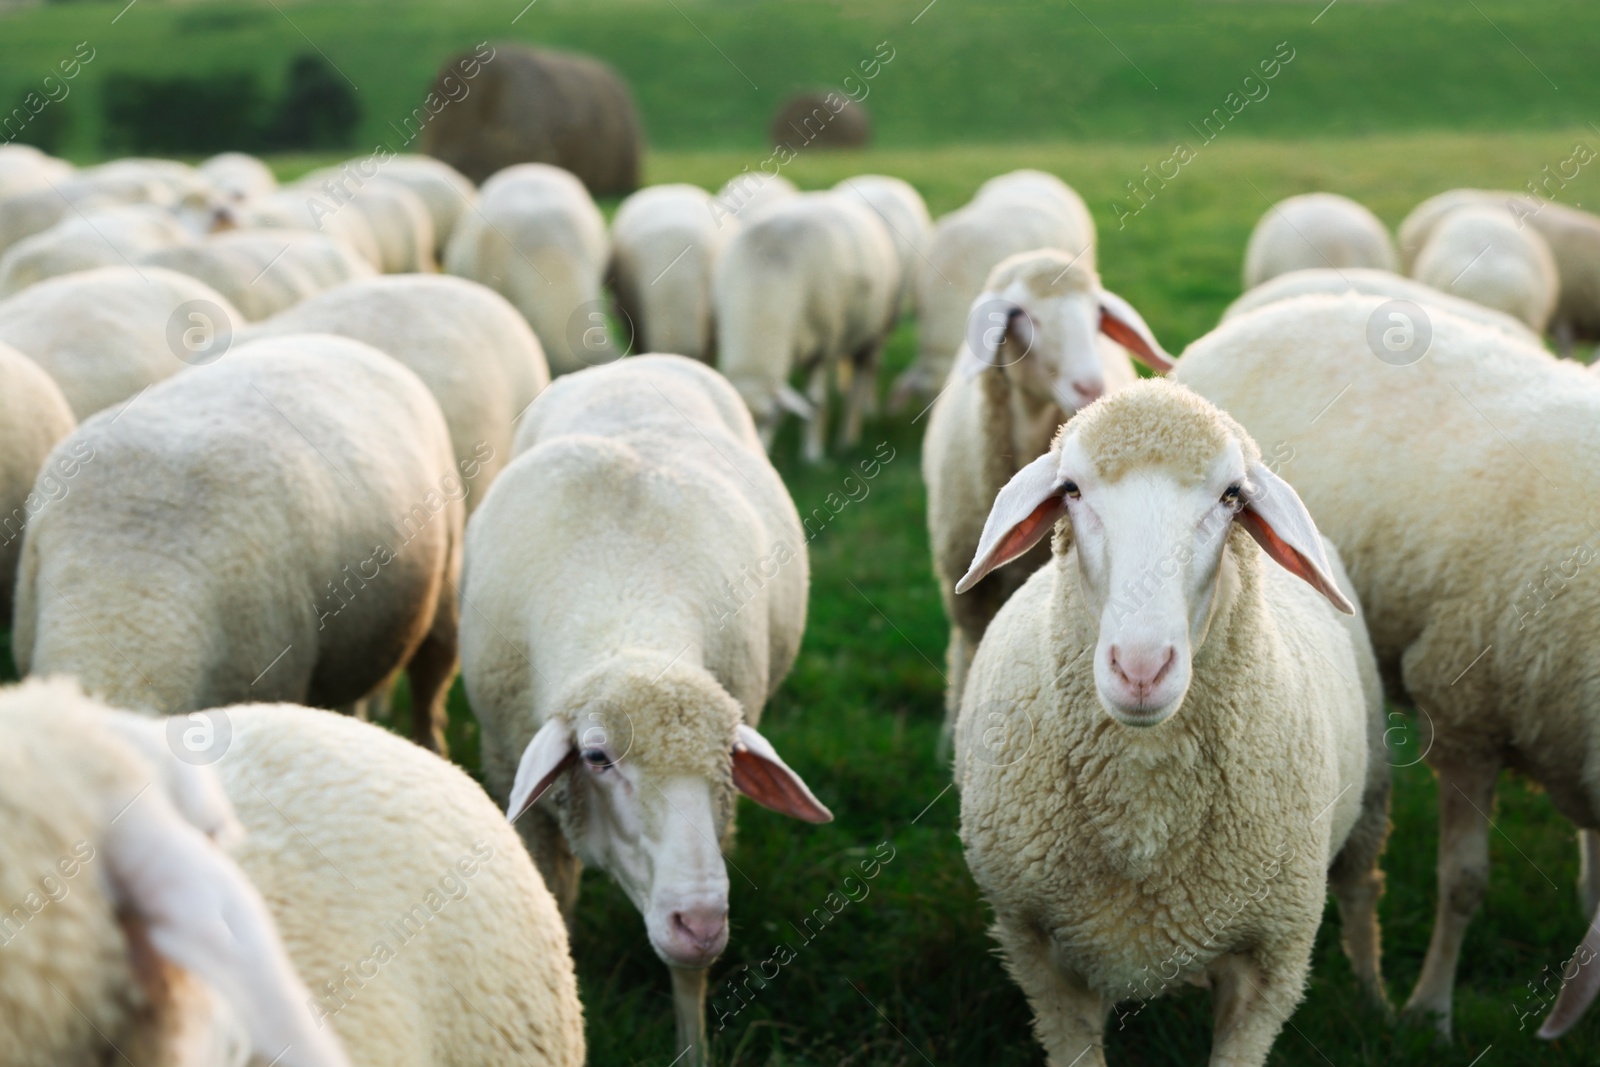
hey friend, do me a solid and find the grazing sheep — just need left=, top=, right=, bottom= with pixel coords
left=832, top=173, right=932, bottom=317
left=1411, top=206, right=1559, bottom=333
left=230, top=189, right=385, bottom=272
left=713, top=172, right=798, bottom=227
left=0, top=265, right=243, bottom=419
left=0, top=205, right=193, bottom=297
left=1173, top=293, right=1600, bottom=1039
left=142, top=229, right=376, bottom=322
left=243, top=274, right=550, bottom=502
left=1222, top=266, right=1541, bottom=344
left=0, top=144, right=71, bottom=202
left=0, top=161, right=208, bottom=257
left=462, top=355, right=829, bottom=1067
left=956, top=379, right=1389, bottom=1067
left=199, top=151, right=278, bottom=204
left=213, top=702, right=586, bottom=1067
left=0, top=678, right=352, bottom=1067
left=13, top=334, right=463, bottom=753
left=924, top=249, right=1172, bottom=744
left=894, top=170, right=1096, bottom=408
left=444, top=163, right=613, bottom=375
left=1242, top=192, right=1398, bottom=290
left=714, top=192, right=899, bottom=461
left=0, top=343, right=75, bottom=620
left=610, top=183, right=735, bottom=361
left=376, top=155, right=478, bottom=255
left=290, top=174, right=437, bottom=274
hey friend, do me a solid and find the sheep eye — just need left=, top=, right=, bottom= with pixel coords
left=1062, top=481, right=1081, bottom=499
left=581, top=748, right=611, bottom=769
left=1222, top=484, right=1242, bottom=505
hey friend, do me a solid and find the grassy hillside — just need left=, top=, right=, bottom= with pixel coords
left=2, top=0, right=1598, bottom=159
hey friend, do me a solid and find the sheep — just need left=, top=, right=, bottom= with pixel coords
left=712, top=171, right=798, bottom=227
left=0, top=265, right=244, bottom=419
left=12, top=333, right=463, bottom=753
left=713, top=191, right=899, bottom=461
left=444, top=163, right=613, bottom=375
left=142, top=229, right=377, bottom=322
left=374, top=155, right=478, bottom=256
left=242, top=274, right=551, bottom=503
left=0, top=143, right=72, bottom=202
left=229, top=190, right=385, bottom=272
left=289, top=174, right=437, bottom=274
left=955, top=378, right=1390, bottom=1067
left=0, top=678, right=352, bottom=1067
left=923, top=249, right=1172, bottom=746
left=609, top=183, right=736, bottom=361
left=894, top=170, right=1096, bottom=409
left=0, top=205, right=194, bottom=297
left=1171, top=292, right=1600, bottom=1039
left=1221, top=266, right=1541, bottom=344
left=831, top=174, right=932, bottom=317
left=1241, top=192, right=1398, bottom=290
left=0, top=342, right=75, bottom=620
left=1410, top=205, right=1560, bottom=333
left=199, top=151, right=278, bottom=204
left=461, top=354, right=830, bottom=1067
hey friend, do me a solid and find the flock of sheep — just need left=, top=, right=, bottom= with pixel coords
left=1, top=131, right=1600, bottom=1067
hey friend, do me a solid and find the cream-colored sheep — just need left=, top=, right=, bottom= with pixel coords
left=924, top=249, right=1172, bottom=743
left=1241, top=192, right=1398, bottom=290
left=0, top=678, right=351, bottom=1067
left=0, top=342, right=75, bottom=619
left=956, top=379, right=1389, bottom=1067
left=243, top=274, right=550, bottom=502
left=444, top=163, right=612, bottom=374
left=229, top=190, right=384, bottom=272
left=462, top=354, right=829, bottom=1067
left=610, top=183, right=735, bottom=361
left=713, top=191, right=899, bottom=461
left=142, top=229, right=376, bottom=322
left=1411, top=206, right=1559, bottom=332
left=1173, top=293, right=1600, bottom=1039
left=13, top=334, right=462, bottom=752
left=0, top=265, right=244, bottom=419
left=289, top=175, right=436, bottom=274
left=0, top=144, right=71, bottom=202
left=0, top=205, right=193, bottom=296
left=832, top=174, right=932, bottom=317
left=375, top=155, right=477, bottom=255
left=712, top=172, right=798, bottom=227
left=0, top=159, right=218, bottom=258
left=895, top=170, right=1096, bottom=408
left=1222, top=266, right=1541, bottom=344
left=199, top=151, right=278, bottom=204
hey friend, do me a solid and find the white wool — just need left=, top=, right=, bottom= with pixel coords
left=832, top=174, right=932, bottom=317
left=198, top=152, right=278, bottom=204
left=0, top=341, right=74, bottom=617
left=1241, top=192, right=1397, bottom=290
left=142, top=228, right=376, bottom=321
left=1411, top=206, right=1559, bottom=332
left=0, top=205, right=193, bottom=296
left=610, top=183, right=736, bottom=361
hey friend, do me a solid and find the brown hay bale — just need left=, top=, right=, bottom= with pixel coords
left=421, top=44, right=642, bottom=196
left=769, top=92, right=871, bottom=152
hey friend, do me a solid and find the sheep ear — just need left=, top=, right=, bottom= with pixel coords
left=1537, top=909, right=1600, bottom=1039
left=105, top=788, right=352, bottom=1067
left=1237, top=462, right=1355, bottom=614
left=1098, top=289, right=1174, bottom=373
left=775, top=383, right=817, bottom=419
left=732, top=723, right=832, bottom=823
left=507, top=719, right=576, bottom=823
left=955, top=450, right=1067, bottom=594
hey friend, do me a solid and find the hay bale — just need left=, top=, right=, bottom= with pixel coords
left=769, top=92, right=871, bottom=152
left=421, top=43, right=641, bottom=196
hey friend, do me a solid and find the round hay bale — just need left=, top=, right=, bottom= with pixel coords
left=769, top=91, right=871, bottom=152
left=421, top=43, right=641, bottom=196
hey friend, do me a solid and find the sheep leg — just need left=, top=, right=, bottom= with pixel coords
left=1402, top=758, right=1498, bottom=1037
left=1328, top=761, right=1392, bottom=1010
left=670, top=965, right=709, bottom=1067
left=1554, top=317, right=1577, bottom=357
left=838, top=342, right=882, bottom=450
left=993, top=921, right=1108, bottom=1066
left=936, top=625, right=974, bottom=764
left=1207, top=952, right=1298, bottom=1067
left=404, top=626, right=457, bottom=756
left=801, top=363, right=830, bottom=464
left=1578, top=829, right=1600, bottom=917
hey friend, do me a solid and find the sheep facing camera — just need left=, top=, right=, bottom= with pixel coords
left=165, top=299, right=233, bottom=366
left=1365, top=299, right=1432, bottom=366
left=164, top=709, right=233, bottom=765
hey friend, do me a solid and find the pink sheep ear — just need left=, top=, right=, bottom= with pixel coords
left=955, top=450, right=1068, bottom=593
left=1098, top=289, right=1174, bottom=373
left=1236, top=462, right=1355, bottom=614
left=105, top=784, right=352, bottom=1067
left=732, top=724, right=832, bottom=823
left=507, top=719, right=576, bottom=823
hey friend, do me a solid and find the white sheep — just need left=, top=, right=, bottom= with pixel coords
left=713, top=191, right=899, bottom=461
left=0, top=265, right=244, bottom=419
left=444, top=163, right=613, bottom=375
left=461, top=354, right=830, bottom=1067
left=0, top=143, right=72, bottom=202
left=832, top=174, right=932, bottom=317
left=199, top=151, right=278, bottom=204
left=230, top=190, right=385, bottom=272
left=13, top=334, right=463, bottom=753
left=376, top=155, right=478, bottom=256
left=956, top=379, right=1390, bottom=1067
left=1241, top=192, right=1398, bottom=290
left=1411, top=205, right=1559, bottom=333
left=895, top=170, right=1096, bottom=408
left=142, top=228, right=377, bottom=322
left=0, top=678, right=352, bottom=1067
left=1222, top=266, right=1541, bottom=344
left=712, top=171, right=798, bottom=227
left=0, top=342, right=75, bottom=619
left=0, top=204, right=194, bottom=297
left=610, top=183, right=735, bottom=361
left=243, top=273, right=551, bottom=503
left=289, top=174, right=437, bottom=274
left=924, top=249, right=1172, bottom=744
left=1173, top=292, right=1600, bottom=1039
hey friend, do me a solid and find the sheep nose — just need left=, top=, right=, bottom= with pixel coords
left=1072, top=380, right=1104, bottom=404
left=1109, top=645, right=1176, bottom=697
left=669, top=906, right=729, bottom=959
